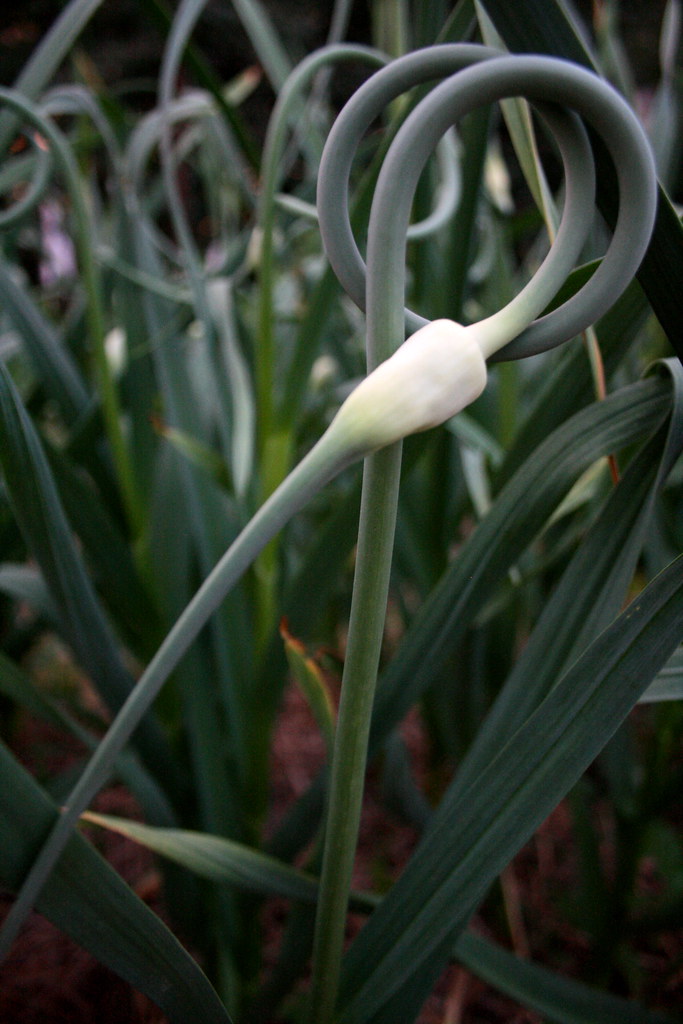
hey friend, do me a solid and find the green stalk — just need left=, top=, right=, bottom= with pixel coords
left=142, top=0, right=261, bottom=170
left=255, top=43, right=385, bottom=456
left=156, top=5, right=260, bottom=913
left=308, top=46, right=657, bottom=1021
left=308, top=55, right=411, bottom=1013
left=372, top=0, right=410, bottom=57
left=252, top=44, right=385, bottom=650
left=0, top=88, right=143, bottom=537
left=0, top=0, right=106, bottom=153
left=2, top=42, right=658, bottom=1000
left=308, top=444, right=402, bottom=1021
left=0, top=426, right=349, bottom=961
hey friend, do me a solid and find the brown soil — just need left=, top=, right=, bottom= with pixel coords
left=1, top=682, right=681, bottom=1023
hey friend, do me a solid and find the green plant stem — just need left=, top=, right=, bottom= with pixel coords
left=308, top=444, right=402, bottom=1022
left=307, top=47, right=648, bottom=1019
left=0, top=88, right=143, bottom=537
left=317, top=48, right=656, bottom=360
left=255, top=43, right=385, bottom=456
left=0, top=427, right=349, bottom=962
left=0, top=0, right=106, bottom=153
left=142, top=0, right=261, bottom=170
left=308, top=49, right=412, bottom=1009
left=158, top=0, right=234, bottom=462
left=252, top=44, right=385, bottom=651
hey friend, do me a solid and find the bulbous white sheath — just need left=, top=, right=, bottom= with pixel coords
left=330, top=319, right=487, bottom=457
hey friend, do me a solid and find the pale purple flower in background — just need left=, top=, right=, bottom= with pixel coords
left=39, top=201, right=76, bottom=287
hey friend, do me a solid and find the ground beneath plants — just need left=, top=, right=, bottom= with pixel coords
left=1, top=670, right=681, bottom=1023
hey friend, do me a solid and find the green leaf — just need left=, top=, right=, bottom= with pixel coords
left=0, top=364, right=126, bottom=710
left=280, top=620, right=336, bottom=756
left=0, top=257, right=90, bottom=422
left=332, top=362, right=683, bottom=1021
left=84, top=807, right=677, bottom=1024
left=82, top=811, right=322, bottom=904
left=0, top=0, right=106, bottom=152
left=228, top=0, right=294, bottom=93
left=125, top=214, right=254, bottom=842
left=640, top=644, right=683, bottom=702
left=0, top=650, right=177, bottom=827
left=0, top=650, right=80, bottom=733
left=0, top=360, right=173, bottom=783
left=496, top=277, right=649, bottom=486
left=0, top=562, right=57, bottom=621
left=455, top=931, right=676, bottom=1024
left=446, top=408, right=504, bottom=465
left=476, top=1, right=558, bottom=232
left=137, top=0, right=260, bottom=170
left=46, top=446, right=161, bottom=658
left=450, top=359, right=683, bottom=796
left=269, top=376, right=672, bottom=863
left=154, top=419, right=232, bottom=491
left=338, top=554, right=683, bottom=1022
left=0, top=741, right=231, bottom=1024
left=368, top=377, right=672, bottom=755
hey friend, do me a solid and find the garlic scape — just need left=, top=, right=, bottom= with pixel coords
left=8, top=44, right=658, bottom=981
left=309, top=45, right=658, bottom=1023
left=329, top=319, right=487, bottom=459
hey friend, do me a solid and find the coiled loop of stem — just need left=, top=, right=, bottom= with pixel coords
left=317, top=44, right=658, bottom=362
left=308, top=46, right=657, bottom=1024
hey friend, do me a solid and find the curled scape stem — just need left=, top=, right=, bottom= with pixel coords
left=1, top=43, right=658, bottom=1017
left=310, top=44, right=657, bottom=1023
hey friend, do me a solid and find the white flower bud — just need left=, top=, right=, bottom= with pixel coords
left=329, top=319, right=487, bottom=458
left=105, top=326, right=127, bottom=377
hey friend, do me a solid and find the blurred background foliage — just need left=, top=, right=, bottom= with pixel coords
left=0, top=1, right=681, bottom=1022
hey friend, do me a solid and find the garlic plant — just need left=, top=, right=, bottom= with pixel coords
left=309, top=45, right=657, bottom=1021
left=1, top=33, right=664, bottom=1024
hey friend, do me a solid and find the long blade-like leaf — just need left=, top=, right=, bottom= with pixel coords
left=338, top=555, right=683, bottom=1022
left=269, top=376, right=672, bottom=862
left=368, top=377, right=672, bottom=755
left=455, top=931, right=676, bottom=1024
left=450, top=359, right=683, bottom=797
left=641, top=644, right=683, bottom=702
left=82, top=812, right=321, bottom=904
left=80, top=812, right=677, bottom=1024
left=0, top=258, right=90, bottom=421
left=0, top=361, right=174, bottom=782
left=0, top=0, right=106, bottom=152
left=0, top=741, right=231, bottom=1023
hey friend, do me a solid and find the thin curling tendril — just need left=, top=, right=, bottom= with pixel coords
left=317, top=44, right=658, bottom=364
